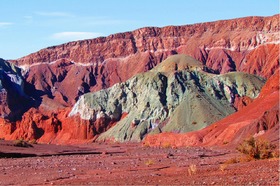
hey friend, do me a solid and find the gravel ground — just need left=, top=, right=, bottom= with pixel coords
left=0, top=141, right=278, bottom=185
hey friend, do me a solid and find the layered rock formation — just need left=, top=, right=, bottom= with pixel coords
left=0, top=14, right=278, bottom=145
left=13, top=14, right=279, bottom=68
left=69, top=55, right=265, bottom=142
left=0, top=55, right=266, bottom=143
left=0, top=59, right=32, bottom=121
left=2, top=107, right=93, bottom=144
left=10, top=14, right=279, bottom=106
left=144, top=70, right=279, bottom=147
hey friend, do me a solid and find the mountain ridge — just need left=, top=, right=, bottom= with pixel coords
left=10, top=14, right=279, bottom=64
left=0, top=14, right=278, bottom=145
left=69, top=54, right=265, bottom=142
left=6, top=14, right=278, bottom=106
left=144, top=70, right=279, bottom=147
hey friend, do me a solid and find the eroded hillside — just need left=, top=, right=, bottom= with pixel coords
left=0, top=14, right=278, bottom=145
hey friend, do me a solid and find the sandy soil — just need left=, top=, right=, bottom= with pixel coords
left=0, top=140, right=278, bottom=185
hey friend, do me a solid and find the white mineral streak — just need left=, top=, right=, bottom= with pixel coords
left=69, top=96, right=94, bottom=120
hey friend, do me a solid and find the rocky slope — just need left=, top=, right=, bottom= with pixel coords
left=13, top=14, right=279, bottom=68
left=0, top=55, right=266, bottom=143
left=144, top=70, right=279, bottom=147
left=69, top=55, right=265, bottom=142
left=0, top=14, right=278, bottom=145
left=10, top=14, right=279, bottom=106
left=0, top=59, right=33, bottom=121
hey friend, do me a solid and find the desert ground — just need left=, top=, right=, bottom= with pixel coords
left=0, top=140, right=278, bottom=185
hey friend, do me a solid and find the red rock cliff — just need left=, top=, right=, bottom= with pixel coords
left=13, top=14, right=279, bottom=70
left=1, top=15, right=278, bottom=144
left=10, top=15, right=279, bottom=106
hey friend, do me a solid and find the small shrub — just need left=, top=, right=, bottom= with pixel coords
left=145, top=159, right=154, bottom=166
left=14, top=140, right=33, bottom=148
left=224, top=157, right=239, bottom=164
left=238, top=155, right=254, bottom=163
left=223, top=155, right=254, bottom=166
left=29, top=139, right=37, bottom=144
left=219, top=164, right=228, bottom=172
left=188, top=164, right=197, bottom=175
left=236, top=136, right=277, bottom=159
left=271, top=150, right=280, bottom=158
left=220, top=157, right=238, bottom=172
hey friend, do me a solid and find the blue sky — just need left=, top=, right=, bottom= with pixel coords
left=0, top=0, right=279, bottom=59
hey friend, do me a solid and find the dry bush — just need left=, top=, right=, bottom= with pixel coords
left=29, top=139, right=37, bottom=144
left=271, top=150, right=279, bottom=158
left=236, top=136, right=277, bottom=159
left=219, top=164, right=228, bottom=172
left=220, top=157, right=240, bottom=172
left=145, top=159, right=154, bottom=166
left=224, top=157, right=239, bottom=164
left=238, top=155, right=254, bottom=162
left=188, top=164, right=197, bottom=175
left=14, top=140, right=33, bottom=148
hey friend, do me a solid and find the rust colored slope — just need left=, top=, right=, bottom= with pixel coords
left=144, top=70, right=279, bottom=147
left=241, top=44, right=279, bottom=78
left=10, top=15, right=279, bottom=107
left=11, top=15, right=279, bottom=66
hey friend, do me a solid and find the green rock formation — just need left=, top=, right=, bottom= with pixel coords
left=69, top=54, right=265, bottom=142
